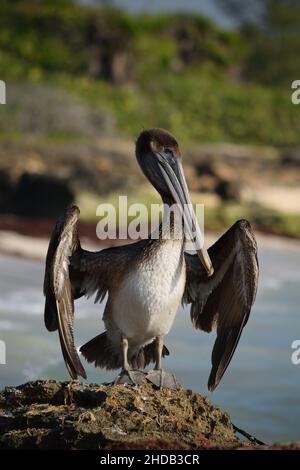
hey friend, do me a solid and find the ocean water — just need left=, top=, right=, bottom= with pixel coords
left=0, top=237, right=299, bottom=444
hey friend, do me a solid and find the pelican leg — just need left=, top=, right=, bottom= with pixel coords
left=146, top=335, right=178, bottom=391
left=113, top=336, right=145, bottom=386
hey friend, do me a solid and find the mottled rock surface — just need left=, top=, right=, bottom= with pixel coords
left=0, top=379, right=242, bottom=450
left=1, top=380, right=299, bottom=450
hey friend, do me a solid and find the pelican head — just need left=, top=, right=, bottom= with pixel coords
left=136, top=128, right=214, bottom=276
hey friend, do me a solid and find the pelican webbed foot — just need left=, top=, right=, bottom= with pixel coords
left=146, top=369, right=178, bottom=391
left=113, top=368, right=146, bottom=387
left=112, top=336, right=146, bottom=386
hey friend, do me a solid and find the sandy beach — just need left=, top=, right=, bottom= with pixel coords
left=1, top=225, right=300, bottom=262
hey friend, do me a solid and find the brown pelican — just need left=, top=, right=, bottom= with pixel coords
left=43, top=128, right=258, bottom=391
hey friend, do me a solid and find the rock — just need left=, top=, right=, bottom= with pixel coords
left=0, top=170, right=14, bottom=213
left=281, top=150, right=300, bottom=167
left=13, top=172, right=74, bottom=218
left=215, top=179, right=241, bottom=202
left=191, top=161, right=241, bottom=201
left=0, top=379, right=243, bottom=450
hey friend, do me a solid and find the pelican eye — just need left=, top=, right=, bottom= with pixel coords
left=163, top=148, right=176, bottom=165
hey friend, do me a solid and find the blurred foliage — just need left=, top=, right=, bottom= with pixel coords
left=0, top=82, right=116, bottom=140
left=218, top=0, right=300, bottom=87
left=52, top=73, right=299, bottom=146
left=205, top=203, right=300, bottom=239
left=0, top=0, right=299, bottom=145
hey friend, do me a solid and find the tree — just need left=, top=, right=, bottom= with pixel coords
left=217, top=0, right=300, bottom=87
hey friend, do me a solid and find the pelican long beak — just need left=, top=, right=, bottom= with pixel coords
left=157, top=152, right=214, bottom=276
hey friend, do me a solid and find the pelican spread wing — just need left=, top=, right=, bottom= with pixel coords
left=184, top=220, right=259, bottom=391
left=43, top=205, right=137, bottom=379
left=43, top=205, right=86, bottom=379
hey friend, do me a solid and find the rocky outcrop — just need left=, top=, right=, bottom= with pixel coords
left=0, top=379, right=244, bottom=450
left=1, top=380, right=299, bottom=450
left=13, top=172, right=74, bottom=218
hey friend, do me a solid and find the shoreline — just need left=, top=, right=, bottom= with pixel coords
left=1, top=225, right=300, bottom=263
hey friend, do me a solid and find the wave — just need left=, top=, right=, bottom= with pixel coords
left=0, top=319, right=27, bottom=331
left=0, top=287, right=105, bottom=318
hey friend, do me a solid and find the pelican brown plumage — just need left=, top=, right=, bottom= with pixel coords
left=43, top=128, right=258, bottom=391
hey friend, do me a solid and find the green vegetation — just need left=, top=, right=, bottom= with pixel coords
left=218, top=0, right=300, bottom=87
left=0, top=0, right=299, bottom=145
left=205, top=203, right=300, bottom=239
left=0, top=0, right=299, bottom=239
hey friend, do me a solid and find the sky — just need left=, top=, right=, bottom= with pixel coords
left=79, top=0, right=236, bottom=28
